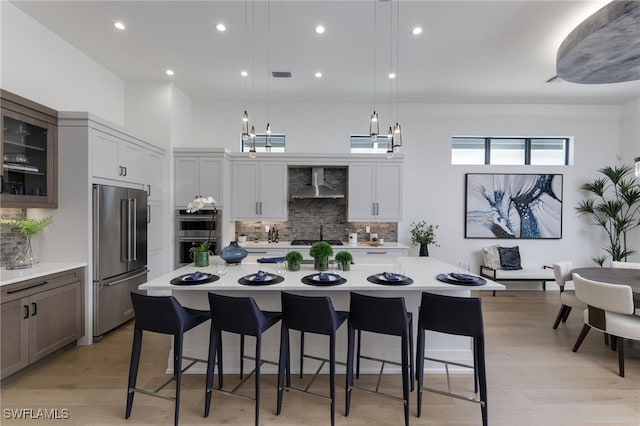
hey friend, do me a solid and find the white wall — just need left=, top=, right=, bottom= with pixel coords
left=0, top=2, right=125, bottom=124
left=191, top=99, right=632, bottom=273
left=124, top=81, right=172, bottom=146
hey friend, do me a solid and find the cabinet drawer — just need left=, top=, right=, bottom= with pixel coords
left=1, top=267, right=83, bottom=303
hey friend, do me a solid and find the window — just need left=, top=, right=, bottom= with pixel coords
left=241, top=134, right=286, bottom=153
left=452, top=137, right=571, bottom=165
left=350, top=135, right=391, bottom=154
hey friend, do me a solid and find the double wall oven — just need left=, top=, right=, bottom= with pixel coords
left=175, top=208, right=221, bottom=268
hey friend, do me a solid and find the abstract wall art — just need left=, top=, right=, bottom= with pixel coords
left=465, top=173, right=563, bottom=239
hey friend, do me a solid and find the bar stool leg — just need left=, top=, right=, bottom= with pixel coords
left=254, top=335, right=262, bottom=426
left=476, top=336, right=488, bottom=426
left=330, top=333, right=336, bottom=426
left=277, top=326, right=289, bottom=415
left=204, top=325, right=219, bottom=417
left=299, top=331, right=304, bottom=378
left=345, top=323, right=355, bottom=416
left=356, top=330, right=362, bottom=379
left=401, top=334, right=410, bottom=426
left=409, top=315, right=414, bottom=392
left=125, top=328, right=143, bottom=419
left=416, top=325, right=425, bottom=418
left=173, top=334, right=184, bottom=426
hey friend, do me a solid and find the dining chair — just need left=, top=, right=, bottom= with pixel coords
left=610, top=261, right=640, bottom=269
left=416, top=292, right=488, bottom=426
left=552, top=261, right=587, bottom=329
left=126, top=292, right=215, bottom=426
left=345, top=292, right=413, bottom=426
left=276, top=292, right=348, bottom=426
left=572, top=273, right=640, bottom=377
left=204, top=293, right=282, bottom=426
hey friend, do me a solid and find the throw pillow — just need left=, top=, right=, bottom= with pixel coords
left=482, top=245, right=501, bottom=270
left=498, top=246, right=523, bottom=270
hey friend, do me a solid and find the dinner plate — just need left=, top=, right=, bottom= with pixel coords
left=301, top=273, right=346, bottom=286
left=238, top=272, right=284, bottom=286
left=366, top=273, right=414, bottom=286
left=170, top=272, right=219, bottom=285
left=435, top=273, right=486, bottom=286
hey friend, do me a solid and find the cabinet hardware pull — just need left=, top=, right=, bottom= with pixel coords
left=23, top=305, right=29, bottom=319
left=123, top=166, right=127, bottom=176
left=372, top=203, right=375, bottom=216
left=0, top=175, right=4, bottom=193
left=102, top=269, right=148, bottom=287
left=119, top=166, right=123, bottom=176
left=366, top=251, right=387, bottom=255
left=259, top=201, right=263, bottom=215
left=31, top=302, right=37, bottom=316
left=147, top=205, right=151, bottom=224
left=7, top=281, right=49, bottom=294
left=147, top=184, right=151, bottom=196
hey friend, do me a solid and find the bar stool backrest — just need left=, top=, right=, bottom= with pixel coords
left=208, top=293, right=264, bottom=336
left=349, top=292, right=409, bottom=336
left=419, top=292, right=484, bottom=338
left=281, top=292, right=339, bottom=335
left=131, top=292, right=188, bottom=334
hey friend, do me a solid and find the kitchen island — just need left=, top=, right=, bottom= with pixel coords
left=140, top=256, right=503, bottom=374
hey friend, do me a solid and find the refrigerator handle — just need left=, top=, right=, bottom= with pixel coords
left=93, top=185, right=100, bottom=279
left=132, top=198, right=137, bottom=261
left=123, top=198, right=131, bottom=262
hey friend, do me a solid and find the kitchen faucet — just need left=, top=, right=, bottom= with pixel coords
left=320, top=225, right=323, bottom=241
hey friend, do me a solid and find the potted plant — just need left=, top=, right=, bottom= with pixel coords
left=410, top=220, right=439, bottom=256
left=0, top=216, right=53, bottom=267
left=334, top=251, right=353, bottom=271
left=237, top=232, right=247, bottom=244
left=576, top=165, right=640, bottom=265
left=309, top=241, right=333, bottom=271
left=285, top=250, right=303, bottom=271
left=186, top=196, right=217, bottom=267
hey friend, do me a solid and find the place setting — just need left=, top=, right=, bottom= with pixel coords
left=301, top=271, right=347, bottom=286
left=367, top=259, right=413, bottom=286
left=238, top=262, right=287, bottom=286
left=170, top=271, right=219, bottom=285
left=436, top=261, right=486, bottom=286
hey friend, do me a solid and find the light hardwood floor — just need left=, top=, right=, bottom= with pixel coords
left=1, top=291, right=639, bottom=425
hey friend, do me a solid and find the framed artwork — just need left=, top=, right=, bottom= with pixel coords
left=465, top=173, right=563, bottom=239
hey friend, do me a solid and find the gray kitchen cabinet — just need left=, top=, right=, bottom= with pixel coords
left=146, top=149, right=166, bottom=202
left=346, top=247, right=409, bottom=257
left=348, top=161, right=403, bottom=222
left=91, top=129, right=146, bottom=185
left=1, top=267, right=84, bottom=379
left=243, top=247, right=288, bottom=257
left=174, top=155, right=223, bottom=208
left=231, top=160, right=287, bottom=221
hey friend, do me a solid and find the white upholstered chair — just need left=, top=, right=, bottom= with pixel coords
left=610, top=261, right=640, bottom=269
left=552, top=261, right=587, bottom=329
left=572, top=273, right=640, bottom=377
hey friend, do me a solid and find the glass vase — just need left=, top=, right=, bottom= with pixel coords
left=194, top=251, right=209, bottom=267
left=314, top=256, right=329, bottom=271
left=220, top=241, right=248, bottom=264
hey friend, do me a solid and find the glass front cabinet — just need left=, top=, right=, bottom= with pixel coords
left=1, top=90, right=57, bottom=208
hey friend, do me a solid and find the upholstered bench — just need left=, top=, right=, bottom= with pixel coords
left=479, top=245, right=554, bottom=295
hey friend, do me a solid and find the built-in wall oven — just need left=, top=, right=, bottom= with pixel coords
left=175, top=208, right=221, bottom=268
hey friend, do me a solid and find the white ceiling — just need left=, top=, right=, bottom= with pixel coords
left=11, top=0, right=640, bottom=105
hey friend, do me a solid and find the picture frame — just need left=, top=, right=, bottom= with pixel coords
left=464, top=173, right=563, bottom=239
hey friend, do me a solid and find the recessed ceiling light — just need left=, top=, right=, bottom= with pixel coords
left=216, top=23, right=226, bottom=32
left=388, top=72, right=396, bottom=79
left=315, top=25, right=325, bottom=34
left=314, top=72, right=323, bottom=78
left=113, top=21, right=126, bottom=30
left=165, top=69, right=174, bottom=76
left=411, top=26, right=422, bottom=36
left=241, top=70, right=248, bottom=77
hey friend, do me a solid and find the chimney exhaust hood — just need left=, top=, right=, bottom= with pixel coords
left=291, top=167, right=345, bottom=199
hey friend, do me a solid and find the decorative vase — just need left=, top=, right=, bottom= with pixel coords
left=419, top=243, right=429, bottom=257
left=25, top=235, right=35, bottom=264
left=220, top=241, right=248, bottom=264
left=314, top=256, right=329, bottom=271
left=287, top=261, right=300, bottom=272
left=340, top=261, right=351, bottom=271
left=194, top=251, right=209, bottom=267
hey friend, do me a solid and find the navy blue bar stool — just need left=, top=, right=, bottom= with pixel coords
left=204, top=293, right=282, bottom=426
left=416, top=292, right=488, bottom=426
left=126, top=292, right=217, bottom=426
left=345, top=292, right=413, bottom=426
left=276, top=292, right=348, bottom=426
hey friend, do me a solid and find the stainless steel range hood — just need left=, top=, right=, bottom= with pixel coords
left=291, top=167, right=345, bottom=199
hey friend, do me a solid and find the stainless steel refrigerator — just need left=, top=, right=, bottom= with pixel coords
left=92, top=184, right=148, bottom=340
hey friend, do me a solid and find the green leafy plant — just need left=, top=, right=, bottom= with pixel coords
left=576, top=165, right=640, bottom=265
left=309, top=241, right=334, bottom=259
left=0, top=216, right=53, bottom=236
left=334, top=251, right=353, bottom=263
left=285, top=250, right=303, bottom=263
left=409, top=221, right=439, bottom=247
left=185, top=196, right=217, bottom=254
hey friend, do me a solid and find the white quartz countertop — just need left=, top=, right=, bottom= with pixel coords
left=239, top=241, right=410, bottom=250
left=140, top=256, right=503, bottom=292
left=0, top=262, right=88, bottom=286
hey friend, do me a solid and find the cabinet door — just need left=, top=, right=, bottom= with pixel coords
left=147, top=248, right=166, bottom=280
left=259, top=162, right=288, bottom=220
left=119, top=141, right=146, bottom=185
left=348, top=163, right=376, bottom=221
left=175, top=157, right=199, bottom=207
left=28, top=281, right=83, bottom=363
left=147, top=201, right=165, bottom=252
left=199, top=158, right=223, bottom=207
left=231, top=161, right=259, bottom=220
left=375, top=162, right=402, bottom=220
left=146, top=150, right=165, bottom=202
left=1, top=298, right=29, bottom=379
left=91, top=130, right=121, bottom=180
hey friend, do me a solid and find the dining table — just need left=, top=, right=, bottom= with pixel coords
left=571, top=267, right=640, bottom=312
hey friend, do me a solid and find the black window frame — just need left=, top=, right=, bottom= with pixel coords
left=452, top=136, right=571, bottom=165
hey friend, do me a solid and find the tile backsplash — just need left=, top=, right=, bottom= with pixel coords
left=0, top=208, right=27, bottom=267
left=235, top=167, right=397, bottom=243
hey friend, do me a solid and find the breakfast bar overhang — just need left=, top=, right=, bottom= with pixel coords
left=139, top=256, right=504, bottom=374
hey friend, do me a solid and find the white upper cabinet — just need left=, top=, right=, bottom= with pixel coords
left=91, top=130, right=146, bottom=185
left=231, top=160, right=287, bottom=221
left=146, top=149, right=166, bottom=202
left=348, top=160, right=402, bottom=222
left=174, top=155, right=223, bottom=208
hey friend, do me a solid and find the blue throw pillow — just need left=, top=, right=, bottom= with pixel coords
left=498, top=246, right=522, bottom=270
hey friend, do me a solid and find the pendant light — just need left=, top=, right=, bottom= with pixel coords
left=265, top=0, right=272, bottom=152
left=369, top=0, right=379, bottom=141
left=249, top=125, right=257, bottom=158
left=635, top=156, right=640, bottom=177
left=392, top=0, right=403, bottom=152
left=241, top=1, right=250, bottom=141
left=386, top=0, right=395, bottom=159
left=249, top=0, right=257, bottom=158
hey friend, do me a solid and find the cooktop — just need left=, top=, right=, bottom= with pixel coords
left=291, top=239, right=343, bottom=246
